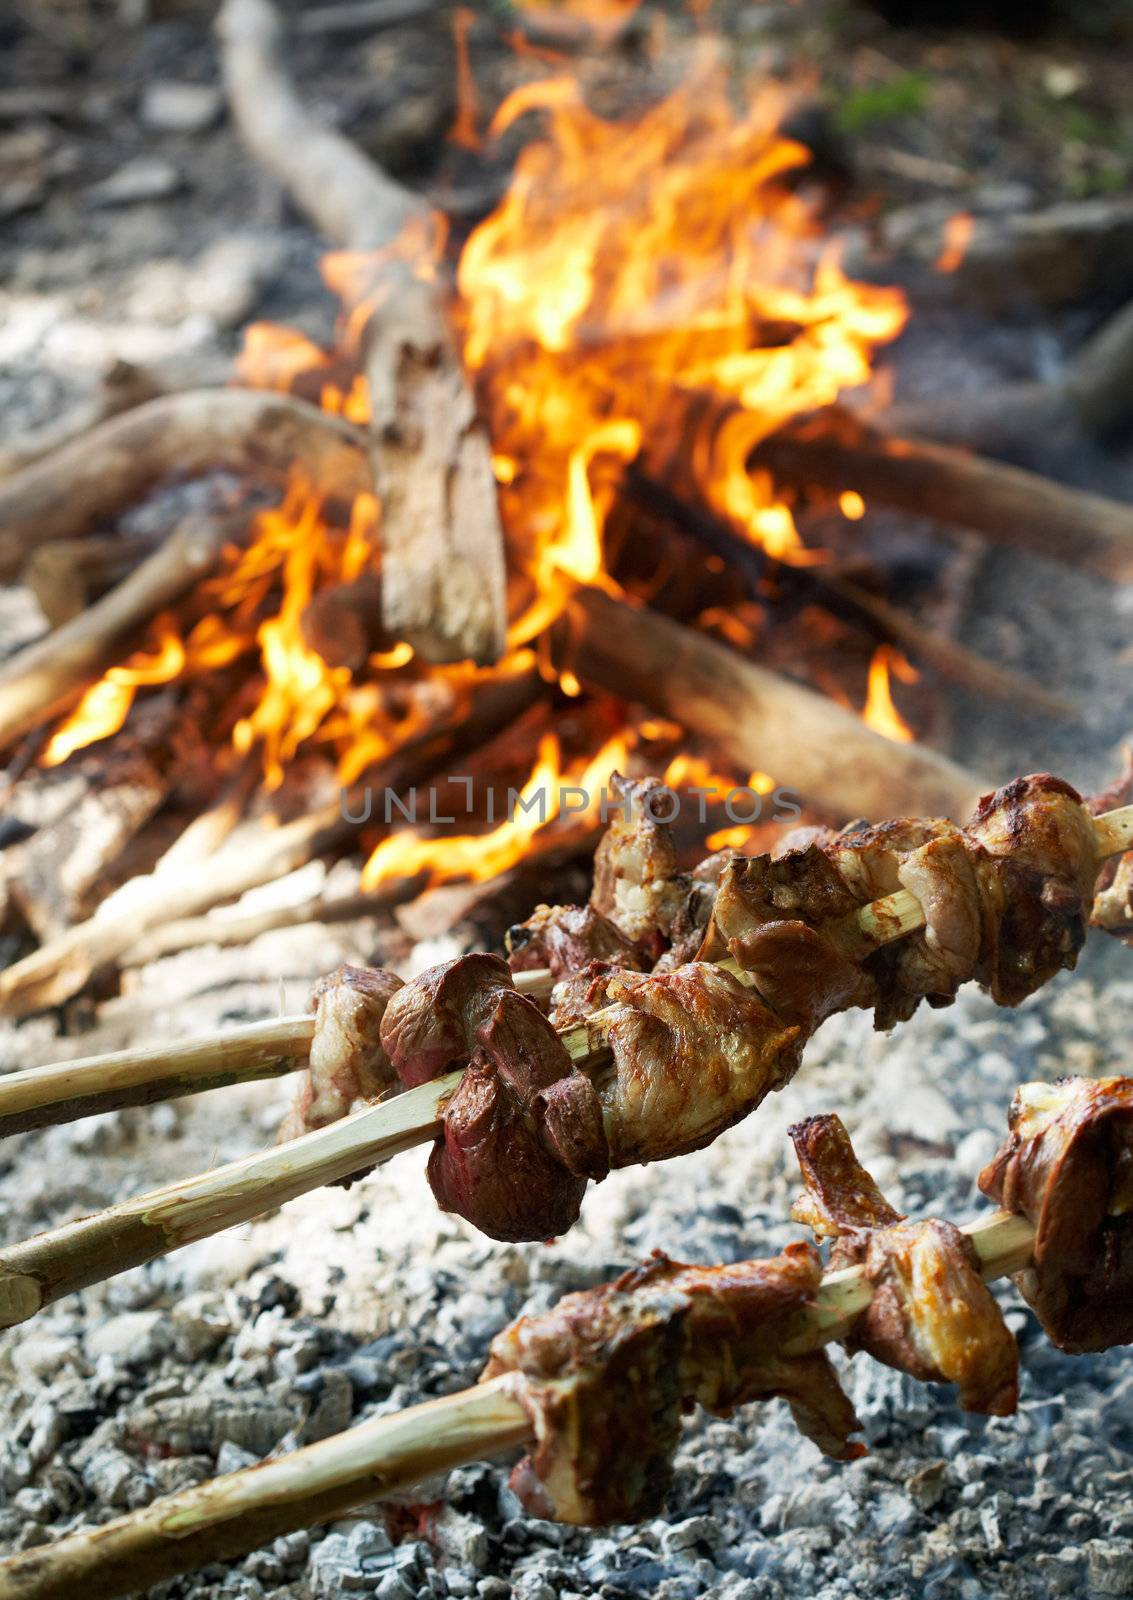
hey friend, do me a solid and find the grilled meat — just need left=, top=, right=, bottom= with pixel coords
left=280, top=965, right=403, bottom=1140
left=506, top=903, right=646, bottom=980
left=381, top=953, right=609, bottom=1241
left=484, top=1242, right=863, bottom=1525
left=791, top=1114, right=1018, bottom=1415
left=979, top=1076, right=1133, bottom=1353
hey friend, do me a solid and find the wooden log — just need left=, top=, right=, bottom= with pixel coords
left=0, top=663, right=540, bottom=1017
left=564, top=586, right=987, bottom=821
left=217, top=0, right=507, bottom=667
left=753, top=408, right=1133, bottom=582
left=0, top=516, right=234, bottom=752
left=887, top=297, right=1133, bottom=452
left=21, top=536, right=154, bottom=628
left=0, top=391, right=370, bottom=582
left=623, top=468, right=1075, bottom=721
left=0, top=359, right=163, bottom=482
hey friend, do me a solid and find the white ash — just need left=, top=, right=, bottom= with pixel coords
left=2, top=938, right=1132, bottom=1598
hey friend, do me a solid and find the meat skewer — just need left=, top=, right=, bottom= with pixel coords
left=2, top=1074, right=1126, bottom=1600
left=2, top=782, right=1130, bottom=1138
left=0, top=777, right=1128, bottom=1325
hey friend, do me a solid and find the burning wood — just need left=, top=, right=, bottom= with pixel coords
left=1, top=1074, right=1128, bottom=1599
left=0, top=515, right=236, bottom=752
left=217, top=0, right=508, bottom=667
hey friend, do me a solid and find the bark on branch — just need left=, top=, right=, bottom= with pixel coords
left=216, top=0, right=508, bottom=666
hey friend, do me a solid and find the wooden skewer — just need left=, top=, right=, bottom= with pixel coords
left=0, top=1206, right=1036, bottom=1600
left=0, top=804, right=1127, bottom=1328
left=0, top=969, right=555, bottom=1137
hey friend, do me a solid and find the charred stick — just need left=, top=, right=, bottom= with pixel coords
left=623, top=467, right=1076, bottom=721
left=0, top=515, right=238, bottom=752
left=752, top=408, right=1133, bottom=582
left=217, top=0, right=507, bottom=666
left=565, top=587, right=986, bottom=820
left=0, top=1205, right=1036, bottom=1600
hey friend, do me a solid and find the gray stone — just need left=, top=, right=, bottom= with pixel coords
left=432, top=1505, right=489, bottom=1571
left=1087, top=1540, right=1133, bottom=1596
left=140, top=81, right=224, bottom=134
left=89, top=157, right=184, bottom=208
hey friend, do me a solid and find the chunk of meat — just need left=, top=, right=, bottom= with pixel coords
left=979, top=1076, right=1133, bottom=1353
left=505, top=903, right=645, bottom=980
left=280, top=965, right=403, bottom=1141
left=703, top=775, right=1104, bottom=1033
left=590, top=773, right=687, bottom=953
left=381, top=953, right=609, bottom=1242
left=483, top=1242, right=863, bottom=1525
left=596, top=963, right=804, bottom=1167
left=790, top=1114, right=1019, bottom=1415
left=967, top=773, right=1099, bottom=1005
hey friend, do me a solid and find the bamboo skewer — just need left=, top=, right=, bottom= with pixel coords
left=0, top=969, right=555, bottom=1138
left=0, top=804, right=1126, bottom=1329
left=0, top=1206, right=1037, bottom=1600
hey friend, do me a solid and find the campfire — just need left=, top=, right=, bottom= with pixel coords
left=2, top=0, right=1133, bottom=1596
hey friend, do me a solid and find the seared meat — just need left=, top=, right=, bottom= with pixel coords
left=280, top=965, right=403, bottom=1141
left=505, top=903, right=645, bottom=980
left=790, top=1115, right=1019, bottom=1415
left=591, top=773, right=688, bottom=953
left=967, top=773, right=1099, bottom=1005
left=703, top=775, right=1103, bottom=1032
left=595, top=963, right=804, bottom=1167
left=381, top=953, right=609, bottom=1242
left=483, top=1242, right=863, bottom=1525
left=979, top=1076, right=1133, bottom=1353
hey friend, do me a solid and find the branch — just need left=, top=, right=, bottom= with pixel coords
left=0, top=390, right=370, bottom=582
left=217, top=0, right=507, bottom=665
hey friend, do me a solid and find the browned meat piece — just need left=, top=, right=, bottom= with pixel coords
left=979, top=1076, right=1133, bottom=1353
left=827, top=817, right=993, bottom=1029
left=547, top=960, right=625, bottom=1031
left=381, top=953, right=609, bottom=1242
left=699, top=848, right=878, bottom=1026
left=505, top=903, right=646, bottom=980
left=789, top=1113, right=902, bottom=1238
left=790, top=1115, right=1019, bottom=1416
left=595, top=963, right=804, bottom=1166
left=651, top=852, right=730, bottom=973
left=280, top=965, right=403, bottom=1141
left=703, top=774, right=1104, bottom=1032
left=483, top=1241, right=863, bottom=1524
left=967, top=774, right=1099, bottom=1005
left=591, top=773, right=687, bottom=954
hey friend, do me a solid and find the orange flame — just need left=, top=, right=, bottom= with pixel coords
left=862, top=644, right=919, bottom=743
left=41, top=44, right=911, bottom=819
left=360, top=729, right=629, bottom=890
left=935, top=211, right=973, bottom=275
left=43, top=615, right=186, bottom=767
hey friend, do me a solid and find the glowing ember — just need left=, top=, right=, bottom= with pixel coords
left=862, top=644, right=919, bottom=744
left=936, top=211, right=974, bottom=275
left=839, top=489, right=866, bottom=520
